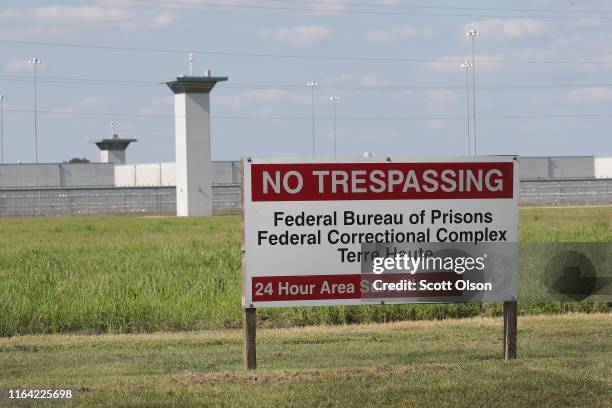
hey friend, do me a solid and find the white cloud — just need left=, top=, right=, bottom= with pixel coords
left=216, top=89, right=308, bottom=108
left=423, top=119, right=450, bottom=129
left=259, top=25, right=332, bottom=46
left=425, top=89, right=457, bottom=105
left=358, top=73, right=392, bottom=87
left=366, top=27, right=431, bottom=44
left=564, top=87, right=612, bottom=104
left=0, top=27, right=69, bottom=41
left=581, top=53, right=612, bottom=71
left=429, top=54, right=505, bottom=72
left=121, top=10, right=176, bottom=29
left=95, top=0, right=146, bottom=6
left=48, top=107, right=76, bottom=118
left=138, top=96, right=173, bottom=115
left=0, top=6, right=129, bottom=23
left=462, top=18, right=553, bottom=39
left=50, top=107, right=74, bottom=113
left=330, top=73, right=392, bottom=87
left=147, top=11, right=176, bottom=29
left=310, top=0, right=351, bottom=14
left=82, top=96, right=117, bottom=108
left=5, top=57, right=46, bottom=73
left=0, top=5, right=175, bottom=30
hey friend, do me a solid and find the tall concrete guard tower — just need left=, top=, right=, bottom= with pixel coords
left=166, top=71, right=227, bottom=216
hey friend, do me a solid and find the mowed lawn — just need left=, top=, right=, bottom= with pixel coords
left=0, top=206, right=611, bottom=336
left=1, top=314, right=610, bottom=407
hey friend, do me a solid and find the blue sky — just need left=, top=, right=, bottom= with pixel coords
left=1, top=0, right=612, bottom=164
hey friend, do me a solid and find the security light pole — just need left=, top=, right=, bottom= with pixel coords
left=329, top=96, right=340, bottom=157
left=460, top=62, right=472, bottom=156
left=28, top=57, right=42, bottom=163
left=307, top=80, right=318, bottom=157
left=466, top=30, right=479, bottom=155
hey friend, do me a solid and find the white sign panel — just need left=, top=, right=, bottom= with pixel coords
left=242, top=157, right=519, bottom=308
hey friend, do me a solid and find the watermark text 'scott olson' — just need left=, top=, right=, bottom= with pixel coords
left=242, top=157, right=520, bottom=308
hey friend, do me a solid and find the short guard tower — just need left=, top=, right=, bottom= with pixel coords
left=94, top=124, right=137, bottom=165
left=166, top=71, right=227, bottom=217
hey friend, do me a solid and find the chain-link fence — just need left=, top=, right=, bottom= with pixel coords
left=520, top=179, right=612, bottom=206
left=0, top=187, right=176, bottom=216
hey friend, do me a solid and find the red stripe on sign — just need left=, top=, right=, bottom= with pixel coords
left=251, top=273, right=463, bottom=302
left=250, top=162, right=514, bottom=202
left=252, top=275, right=360, bottom=301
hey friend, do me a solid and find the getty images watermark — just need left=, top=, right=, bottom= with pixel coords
left=370, top=250, right=491, bottom=292
left=359, top=242, right=518, bottom=303
left=359, top=242, right=612, bottom=303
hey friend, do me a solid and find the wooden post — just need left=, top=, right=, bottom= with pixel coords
left=241, top=160, right=257, bottom=370
left=503, top=301, right=517, bottom=360
left=243, top=307, right=257, bottom=370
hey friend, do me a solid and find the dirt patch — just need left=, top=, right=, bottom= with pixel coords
left=170, top=365, right=399, bottom=386
left=427, top=363, right=455, bottom=371
left=13, top=344, right=39, bottom=352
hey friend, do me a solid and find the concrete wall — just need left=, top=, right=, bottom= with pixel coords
left=114, top=162, right=231, bottom=187
left=1, top=157, right=605, bottom=190
left=520, top=157, right=549, bottom=179
left=213, top=161, right=241, bottom=184
left=520, top=156, right=595, bottom=179
left=0, top=163, right=114, bottom=188
left=549, top=156, right=595, bottom=178
left=60, top=164, right=115, bottom=187
left=595, top=157, right=612, bottom=178
left=1, top=179, right=611, bottom=217
left=160, top=162, right=177, bottom=186
left=0, top=164, right=60, bottom=188
left=115, top=163, right=176, bottom=187
left=114, top=165, right=135, bottom=187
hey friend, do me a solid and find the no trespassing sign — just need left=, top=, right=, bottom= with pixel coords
left=242, top=157, right=519, bottom=308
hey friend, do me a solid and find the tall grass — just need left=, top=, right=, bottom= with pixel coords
left=0, top=207, right=610, bottom=336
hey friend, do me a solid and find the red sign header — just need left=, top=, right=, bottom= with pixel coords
left=251, top=162, right=514, bottom=202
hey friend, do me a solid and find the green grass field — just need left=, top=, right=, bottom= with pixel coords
left=0, top=207, right=610, bottom=336
left=1, top=314, right=610, bottom=407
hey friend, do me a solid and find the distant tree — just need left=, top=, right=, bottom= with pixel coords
left=63, top=157, right=90, bottom=164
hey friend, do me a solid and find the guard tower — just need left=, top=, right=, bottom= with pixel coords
left=166, top=70, right=227, bottom=217
left=94, top=123, right=137, bottom=165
